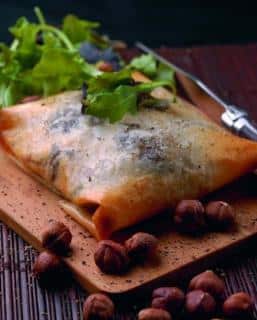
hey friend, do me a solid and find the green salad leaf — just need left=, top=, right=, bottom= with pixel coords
left=0, top=7, right=176, bottom=123
left=129, top=54, right=156, bottom=76
left=129, top=54, right=176, bottom=89
left=83, top=59, right=173, bottom=122
left=87, top=68, right=132, bottom=93
left=22, top=48, right=100, bottom=96
left=155, top=62, right=174, bottom=82
left=62, top=14, right=100, bottom=45
left=85, top=85, right=137, bottom=123
left=84, top=79, right=170, bottom=122
left=9, top=17, right=41, bottom=68
left=0, top=43, right=23, bottom=106
left=155, top=62, right=176, bottom=94
left=0, top=7, right=101, bottom=107
left=0, top=82, right=22, bottom=107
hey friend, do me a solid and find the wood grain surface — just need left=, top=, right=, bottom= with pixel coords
left=0, top=45, right=257, bottom=319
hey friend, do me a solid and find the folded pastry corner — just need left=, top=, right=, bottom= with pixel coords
left=1, top=86, right=257, bottom=239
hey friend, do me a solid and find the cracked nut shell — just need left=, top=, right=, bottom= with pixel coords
left=152, top=287, right=185, bottom=313
left=33, top=251, right=64, bottom=287
left=174, top=200, right=206, bottom=233
left=205, top=201, right=235, bottom=229
left=138, top=308, right=172, bottom=320
left=83, top=293, right=114, bottom=320
left=185, top=290, right=216, bottom=317
left=42, top=220, right=72, bottom=255
left=223, top=292, right=252, bottom=317
left=125, top=232, right=158, bottom=261
left=189, top=270, right=225, bottom=298
left=94, top=240, right=129, bottom=274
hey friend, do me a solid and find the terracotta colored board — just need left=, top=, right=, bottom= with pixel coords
left=1, top=45, right=257, bottom=320
left=1, top=131, right=257, bottom=295
left=0, top=63, right=257, bottom=294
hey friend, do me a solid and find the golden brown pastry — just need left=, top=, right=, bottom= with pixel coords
left=1, top=73, right=257, bottom=239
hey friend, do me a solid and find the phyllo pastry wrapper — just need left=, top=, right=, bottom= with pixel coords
left=1, top=73, right=257, bottom=239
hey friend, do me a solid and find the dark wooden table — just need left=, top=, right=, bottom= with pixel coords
left=1, top=44, right=257, bottom=320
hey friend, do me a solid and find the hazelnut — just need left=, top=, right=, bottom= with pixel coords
left=138, top=308, right=172, bottom=320
left=152, top=287, right=185, bottom=313
left=189, top=270, right=225, bottom=298
left=33, top=251, right=65, bottom=287
left=94, top=240, right=129, bottom=274
left=205, top=201, right=235, bottom=229
left=125, top=232, right=158, bottom=261
left=83, top=293, right=114, bottom=320
left=97, top=61, right=113, bottom=72
left=42, top=220, right=72, bottom=255
left=173, top=200, right=206, bottom=233
left=185, top=290, right=216, bottom=318
left=223, top=292, right=252, bottom=317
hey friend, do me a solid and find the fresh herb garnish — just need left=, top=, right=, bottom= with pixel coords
left=0, top=7, right=101, bottom=107
left=129, top=54, right=175, bottom=89
left=129, top=54, right=157, bottom=77
left=62, top=14, right=100, bottom=45
left=0, top=8, right=175, bottom=123
left=82, top=59, right=173, bottom=122
left=84, top=80, right=171, bottom=123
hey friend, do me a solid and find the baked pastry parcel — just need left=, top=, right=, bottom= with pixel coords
left=1, top=71, right=257, bottom=239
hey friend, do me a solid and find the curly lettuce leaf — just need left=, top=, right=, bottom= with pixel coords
left=62, top=14, right=108, bottom=48
left=23, top=48, right=101, bottom=96
left=0, top=82, right=23, bottom=107
left=86, top=85, right=137, bottom=123
left=155, top=63, right=175, bottom=86
left=0, top=7, right=177, bottom=123
left=9, top=17, right=42, bottom=69
left=87, top=68, right=131, bottom=93
left=129, top=54, right=157, bottom=76
left=0, top=44, right=23, bottom=107
left=85, top=80, right=170, bottom=122
left=129, top=54, right=175, bottom=89
left=0, top=8, right=102, bottom=107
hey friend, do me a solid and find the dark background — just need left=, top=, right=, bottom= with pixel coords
left=0, top=0, right=257, bottom=47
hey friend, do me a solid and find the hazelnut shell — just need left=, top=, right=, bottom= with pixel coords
left=42, top=220, right=72, bottom=255
left=189, top=270, right=225, bottom=298
left=185, top=289, right=216, bottom=317
left=125, top=232, right=158, bottom=261
left=33, top=251, right=68, bottom=288
left=94, top=240, right=129, bottom=274
left=174, top=200, right=206, bottom=233
left=205, top=201, right=235, bottom=229
left=223, top=292, right=252, bottom=316
left=138, top=308, right=172, bottom=320
left=83, top=293, right=114, bottom=320
left=152, top=287, right=185, bottom=313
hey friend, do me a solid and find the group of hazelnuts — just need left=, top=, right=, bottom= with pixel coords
left=33, top=200, right=236, bottom=281
left=33, top=220, right=73, bottom=286
left=31, top=199, right=250, bottom=319
left=94, top=232, right=158, bottom=274
left=83, top=270, right=253, bottom=319
left=93, top=200, right=236, bottom=275
left=84, top=270, right=253, bottom=319
left=173, top=200, right=236, bottom=234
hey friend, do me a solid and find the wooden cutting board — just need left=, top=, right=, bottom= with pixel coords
left=0, top=95, right=257, bottom=295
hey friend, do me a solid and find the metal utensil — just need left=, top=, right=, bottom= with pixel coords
left=136, top=42, right=257, bottom=141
